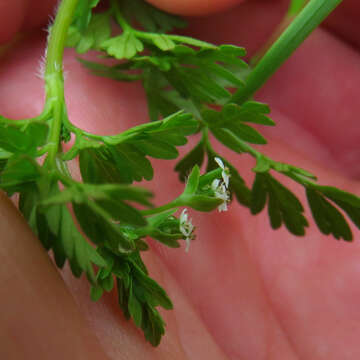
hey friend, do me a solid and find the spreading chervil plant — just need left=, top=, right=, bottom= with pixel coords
left=0, top=0, right=358, bottom=346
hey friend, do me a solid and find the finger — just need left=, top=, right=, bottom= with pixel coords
left=61, top=251, right=229, bottom=359
left=0, top=192, right=109, bottom=360
left=145, top=0, right=245, bottom=16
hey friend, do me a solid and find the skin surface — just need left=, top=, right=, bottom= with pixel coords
left=0, top=0, right=359, bottom=359
left=145, top=0, right=244, bottom=16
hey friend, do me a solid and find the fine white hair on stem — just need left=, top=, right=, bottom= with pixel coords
left=37, top=3, right=68, bottom=81
left=36, top=15, right=52, bottom=80
left=36, top=55, right=46, bottom=79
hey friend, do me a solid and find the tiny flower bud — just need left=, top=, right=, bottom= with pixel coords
left=215, top=157, right=230, bottom=188
left=179, top=208, right=195, bottom=252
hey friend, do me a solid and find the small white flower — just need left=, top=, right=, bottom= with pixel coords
left=212, top=157, right=231, bottom=212
left=211, top=179, right=230, bottom=212
left=36, top=55, right=46, bottom=79
left=179, top=208, right=195, bottom=252
left=214, top=157, right=230, bottom=188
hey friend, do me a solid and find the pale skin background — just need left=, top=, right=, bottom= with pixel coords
left=0, top=0, right=360, bottom=359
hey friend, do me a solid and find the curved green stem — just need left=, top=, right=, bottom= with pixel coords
left=111, top=0, right=215, bottom=49
left=110, top=0, right=132, bottom=31
left=44, top=0, right=79, bottom=167
left=141, top=200, right=180, bottom=216
left=0, top=109, right=51, bottom=125
left=231, top=0, right=342, bottom=104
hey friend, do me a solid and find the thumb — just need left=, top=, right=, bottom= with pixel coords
left=145, top=0, right=245, bottom=16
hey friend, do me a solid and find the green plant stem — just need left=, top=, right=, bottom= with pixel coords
left=111, top=0, right=214, bottom=49
left=0, top=112, right=50, bottom=125
left=111, top=0, right=132, bottom=31
left=221, top=133, right=319, bottom=187
left=44, top=0, right=79, bottom=167
left=133, top=29, right=215, bottom=49
left=141, top=200, right=180, bottom=216
left=231, top=0, right=342, bottom=104
left=285, top=171, right=316, bottom=188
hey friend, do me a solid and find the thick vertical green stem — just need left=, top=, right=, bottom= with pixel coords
left=44, top=0, right=79, bottom=166
left=231, top=0, right=342, bottom=105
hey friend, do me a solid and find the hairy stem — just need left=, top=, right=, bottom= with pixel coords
left=44, top=0, right=79, bottom=167
left=231, top=0, right=342, bottom=104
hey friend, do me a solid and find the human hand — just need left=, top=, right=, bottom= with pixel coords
left=0, top=0, right=359, bottom=359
